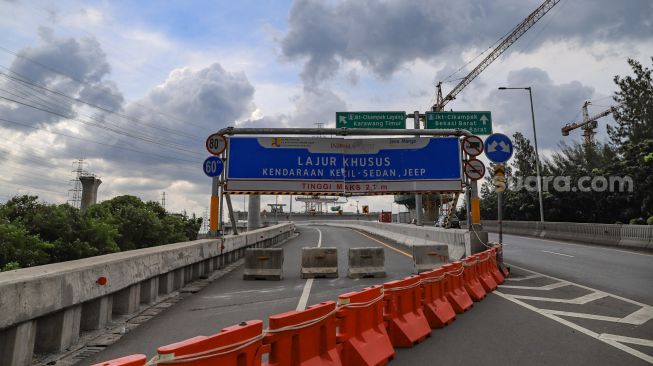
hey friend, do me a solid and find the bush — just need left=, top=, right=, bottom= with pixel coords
left=647, top=216, right=653, bottom=225
left=629, top=217, right=646, bottom=225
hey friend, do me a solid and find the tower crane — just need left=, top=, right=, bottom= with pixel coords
left=561, top=101, right=616, bottom=146
left=406, top=0, right=561, bottom=225
left=432, top=0, right=561, bottom=111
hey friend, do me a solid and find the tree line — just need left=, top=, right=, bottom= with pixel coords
left=0, top=195, right=202, bottom=271
left=480, top=58, right=653, bottom=225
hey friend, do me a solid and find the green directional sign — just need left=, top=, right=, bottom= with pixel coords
left=425, top=111, right=492, bottom=135
left=336, top=111, right=406, bottom=129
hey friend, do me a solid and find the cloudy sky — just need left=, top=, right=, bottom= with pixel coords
left=0, top=0, right=651, bottom=216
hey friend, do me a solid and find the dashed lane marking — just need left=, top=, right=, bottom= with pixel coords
left=296, top=227, right=321, bottom=311
left=353, top=229, right=412, bottom=258
left=541, top=250, right=575, bottom=258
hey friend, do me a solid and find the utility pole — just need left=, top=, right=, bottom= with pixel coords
left=161, top=192, right=166, bottom=211
left=414, top=111, right=423, bottom=226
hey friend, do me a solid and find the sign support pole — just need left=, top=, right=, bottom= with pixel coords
left=498, top=191, right=503, bottom=245
left=209, top=177, right=220, bottom=237
left=414, top=111, right=423, bottom=226
left=218, top=152, right=226, bottom=235
left=225, top=193, right=238, bottom=235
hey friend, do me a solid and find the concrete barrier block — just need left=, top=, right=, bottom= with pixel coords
left=0, top=320, right=36, bottom=366
left=243, top=248, right=284, bottom=280
left=348, top=247, right=385, bottom=278
left=301, top=247, right=338, bottom=278
left=412, top=245, right=449, bottom=274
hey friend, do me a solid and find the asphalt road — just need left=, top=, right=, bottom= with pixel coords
left=81, top=226, right=653, bottom=365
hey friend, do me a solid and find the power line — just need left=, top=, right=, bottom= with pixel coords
left=0, top=117, right=201, bottom=164
left=0, top=69, right=203, bottom=141
left=0, top=45, right=211, bottom=130
left=0, top=95, right=203, bottom=156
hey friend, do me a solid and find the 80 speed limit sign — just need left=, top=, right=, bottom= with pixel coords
left=206, top=133, right=227, bottom=155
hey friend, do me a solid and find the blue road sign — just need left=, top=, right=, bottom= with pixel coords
left=203, top=156, right=224, bottom=177
left=225, top=137, right=463, bottom=195
left=484, top=133, right=513, bottom=163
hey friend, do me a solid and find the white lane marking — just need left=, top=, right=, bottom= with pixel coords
left=505, top=274, right=543, bottom=282
left=499, top=290, right=609, bottom=304
left=600, top=334, right=653, bottom=348
left=541, top=250, right=575, bottom=258
left=493, top=291, right=653, bottom=364
left=540, top=309, right=623, bottom=323
left=499, top=233, right=653, bottom=258
left=500, top=281, right=570, bottom=290
left=620, top=306, right=653, bottom=325
left=508, top=264, right=651, bottom=308
left=296, top=227, right=322, bottom=311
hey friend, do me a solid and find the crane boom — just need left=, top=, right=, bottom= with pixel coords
left=433, top=0, right=561, bottom=111
left=561, top=101, right=616, bottom=145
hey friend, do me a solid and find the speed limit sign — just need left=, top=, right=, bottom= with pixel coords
left=206, top=133, right=227, bottom=155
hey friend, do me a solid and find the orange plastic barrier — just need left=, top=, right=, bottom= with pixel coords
left=419, top=268, right=456, bottom=328
left=383, top=276, right=431, bottom=347
left=462, top=256, right=487, bottom=301
left=476, top=252, right=498, bottom=292
left=490, top=246, right=507, bottom=283
left=91, top=355, right=146, bottom=366
left=336, top=286, right=395, bottom=366
left=155, top=320, right=263, bottom=366
left=265, top=301, right=342, bottom=366
left=442, top=262, right=473, bottom=314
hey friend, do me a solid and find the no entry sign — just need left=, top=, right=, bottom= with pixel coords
left=464, top=158, right=486, bottom=180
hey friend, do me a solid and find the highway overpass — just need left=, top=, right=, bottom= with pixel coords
left=1, top=221, right=652, bottom=365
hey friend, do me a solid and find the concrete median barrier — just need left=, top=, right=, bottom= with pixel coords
left=243, top=248, right=284, bottom=280
left=412, top=244, right=449, bottom=274
left=348, top=247, right=386, bottom=278
left=301, top=247, right=338, bottom=278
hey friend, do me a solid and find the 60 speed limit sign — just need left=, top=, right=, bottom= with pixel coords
left=206, top=133, right=227, bottom=155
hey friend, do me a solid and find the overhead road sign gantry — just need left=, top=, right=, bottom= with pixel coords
left=336, top=111, right=406, bottom=129
left=224, top=136, right=463, bottom=195
left=426, top=111, right=492, bottom=135
left=484, top=133, right=514, bottom=163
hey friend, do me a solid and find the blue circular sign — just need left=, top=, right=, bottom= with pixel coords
left=484, top=133, right=514, bottom=163
left=203, top=156, right=224, bottom=177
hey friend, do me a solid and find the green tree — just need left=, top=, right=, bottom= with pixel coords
left=607, top=58, right=653, bottom=221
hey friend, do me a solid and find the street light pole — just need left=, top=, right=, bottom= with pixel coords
left=498, top=86, right=545, bottom=223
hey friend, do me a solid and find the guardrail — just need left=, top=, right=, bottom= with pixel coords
left=0, top=223, right=295, bottom=366
left=479, top=220, right=653, bottom=249
left=304, top=220, right=484, bottom=260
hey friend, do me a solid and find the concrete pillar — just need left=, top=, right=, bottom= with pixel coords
left=173, top=268, right=185, bottom=290
left=202, top=259, right=213, bottom=277
left=184, top=266, right=193, bottom=282
left=0, top=320, right=36, bottom=366
left=159, top=272, right=175, bottom=295
left=247, top=195, right=261, bottom=230
left=140, top=278, right=159, bottom=304
left=81, top=296, right=112, bottom=331
left=213, top=257, right=220, bottom=270
left=35, top=306, right=82, bottom=353
left=79, top=176, right=102, bottom=210
left=113, top=284, right=141, bottom=315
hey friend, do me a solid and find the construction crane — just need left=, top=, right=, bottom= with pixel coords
left=561, top=101, right=616, bottom=146
left=432, top=0, right=561, bottom=111
left=409, top=0, right=561, bottom=226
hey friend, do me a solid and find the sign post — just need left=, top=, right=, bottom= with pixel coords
left=336, top=111, right=406, bottom=129
left=426, top=111, right=492, bottom=135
